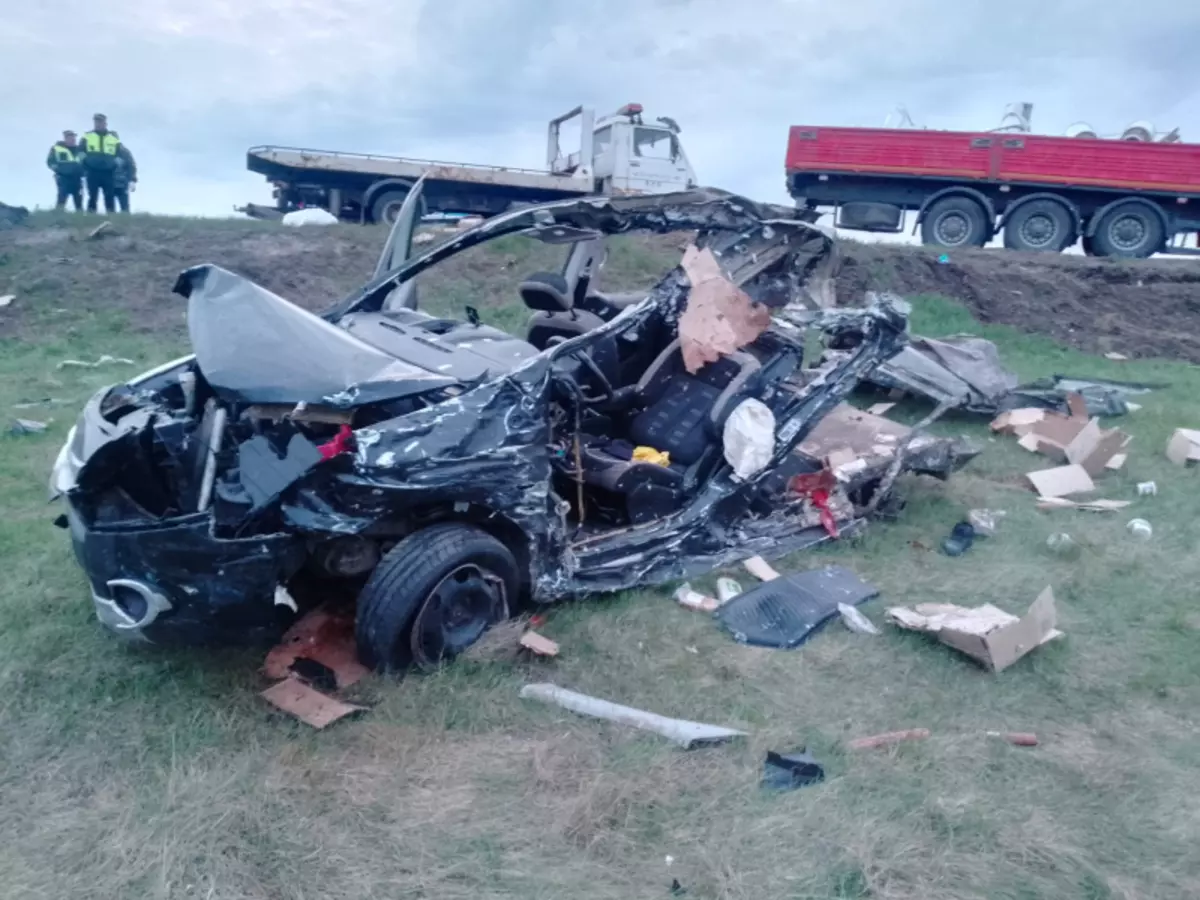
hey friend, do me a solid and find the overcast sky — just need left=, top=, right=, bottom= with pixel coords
left=3, top=0, right=1198, bottom=218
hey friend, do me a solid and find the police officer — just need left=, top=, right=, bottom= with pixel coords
left=46, top=130, right=85, bottom=211
left=80, top=113, right=136, bottom=213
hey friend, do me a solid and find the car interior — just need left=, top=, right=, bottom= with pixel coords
left=336, top=231, right=810, bottom=529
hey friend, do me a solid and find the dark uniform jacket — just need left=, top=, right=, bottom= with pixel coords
left=47, top=142, right=84, bottom=177
left=80, top=129, right=137, bottom=181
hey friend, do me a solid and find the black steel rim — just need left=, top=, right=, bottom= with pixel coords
left=935, top=211, right=970, bottom=246
left=1020, top=212, right=1059, bottom=248
left=408, top=563, right=508, bottom=667
left=1109, top=213, right=1148, bottom=252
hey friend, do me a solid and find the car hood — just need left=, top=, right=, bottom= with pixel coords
left=172, top=264, right=456, bottom=408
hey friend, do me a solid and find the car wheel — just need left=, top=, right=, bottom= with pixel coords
left=355, top=523, right=517, bottom=671
left=920, top=195, right=990, bottom=249
left=1003, top=199, right=1074, bottom=252
left=1091, top=201, right=1165, bottom=259
left=370, top=188, right=425, bottom=225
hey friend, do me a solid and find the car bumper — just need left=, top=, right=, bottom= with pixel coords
left=65, top=501, right=305, bottom=644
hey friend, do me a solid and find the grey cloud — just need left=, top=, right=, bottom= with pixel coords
left=2, top=0, right=1198, bottom=214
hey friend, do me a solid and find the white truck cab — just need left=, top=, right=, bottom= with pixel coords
left=590, top=103, right=697, bottom=195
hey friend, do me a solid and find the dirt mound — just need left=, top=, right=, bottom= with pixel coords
left=835, top=243, right=1200, bottom=361
left=3, top=215, right=1200, bottom=362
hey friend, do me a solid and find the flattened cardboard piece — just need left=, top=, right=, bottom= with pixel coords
left=519, top=630, right=560, bottom=657
left=677, top=245, right=770, bottom=373
left=261, top=678, right=365, bottom=729
left=1105, top=453, right=1127, bottom=471
left=990, top=408, right=1046, bottom=434
left=867, top=402, right=896, bottom=416
left=1065, top=392, right=1089, bottom=420
left=825, top=447, right=859, bottom=470
left=1166, top=428, right=1200, bottom=466
left=886, top=588, right=1063, bottom=672
left=1017, top=433, right=1042, bottom=453
left=1026, top=464, right=1094, bottom=498
left=263, top=607, right=369, bottom=689
left=800, top=404, right=910, bottom=464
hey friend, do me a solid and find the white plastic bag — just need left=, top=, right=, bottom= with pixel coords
left=282, top=208, right=339, bottom=226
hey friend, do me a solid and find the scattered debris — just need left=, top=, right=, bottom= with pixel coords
left=847, top=728, right=931, bottom=750
left=1026, top=464, right=1095, bottom=499
left=1046, top=533, right=1080, bottom=557
left=998, top=395, right=1131, bottom=476
left=762, top=748, right=825, bottom=790
left=1166, top=428, right=1200, bottom=466
left=519, top=630, right=560, bottom=657
left=12, top=398, right=69, bottom=410
left=866, top=402, right=896, bottom=416
left=675, top=583, right=720, bottom=613
left=743, top=556, right=781, bottom=582
left=716, top=577, right=743, bottom=604
left=868, top=329, right=1017, bottom=414
left=1036, top=497, right=1130, bottom=512
left=9, top=417, right=48, bottom=435
left=715, top=565, right=879, bottom=649
left=518, top=683, right=746, bottom=749
left=86, top=221, right=112, bottom=240
left=940, top=521, right=977, bottom=556
left=886, top=588, right=1062, bottom=672
left=987, top=731, right=1039, bottom=746
left=0, top=294, right=13, bottom=309
left=1104, top=352, right=1129, bottom=361
left=412, top=231, right=436, bottom=245
left=260, top=678, right=365, bottom=729
left=1137, top=481, right=1157, bottom=496
left=56, top=354, right=135, bottom=370
left=838, top=602, right=880, bottom=635
left=967, top=508, right=1005, bottom=536
left=1126, top=518, right=1153, bottom=540
left=677, top=244, right=771, bottom=373
left=263, top=606, right=369, bottom=689
left=281, top=208, right=339, bottom=226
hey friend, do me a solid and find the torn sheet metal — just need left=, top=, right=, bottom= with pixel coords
left=174, top=264, right=453, bottom=407
left=869, top=328, right=1017, bottom=414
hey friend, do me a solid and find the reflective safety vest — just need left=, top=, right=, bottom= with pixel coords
left=53, top=144, right=78, bottom=162
left=83, top=131, right=120, bottom=155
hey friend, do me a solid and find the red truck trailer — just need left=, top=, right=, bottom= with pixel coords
left=786, top=124, right=1200, bottom=258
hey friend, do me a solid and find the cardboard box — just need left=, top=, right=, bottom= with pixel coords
left=1166, top=428, right=1200, bottom=466
left=998, top=395, right=1129, bottom=475
left=886, top=588, right=1063, bottom=673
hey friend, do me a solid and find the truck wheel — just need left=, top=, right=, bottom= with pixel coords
left=370, top=189, right=423, bottom=225
left=1003, top=199, right=1074, bottom=252
left=920, top=196, right=990, bottom=249
left=1091, top=201, right=1165, bottom=259
left=356, top=523, right=517, bottom=671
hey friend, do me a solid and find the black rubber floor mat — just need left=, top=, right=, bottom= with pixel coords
left=714, top=565, right=879, bottom=649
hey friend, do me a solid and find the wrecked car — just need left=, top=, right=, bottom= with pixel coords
left=50, top=185, right=974, bottom=669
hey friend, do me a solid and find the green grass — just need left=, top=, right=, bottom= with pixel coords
left=2, top=218, right=1200, bottom=899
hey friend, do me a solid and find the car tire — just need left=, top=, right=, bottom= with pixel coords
left=356, top=523, right=517, bottom=671
left=370, top=188, right=425, bottom=225
left=1091, top=200, right=1166, bottom=259
left=1003, top=199, right=1074, bottom=252
left=920, top=195, right=991, bottom=249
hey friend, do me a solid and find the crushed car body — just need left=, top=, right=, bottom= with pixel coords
left=50, top=186, right=976, bottom=668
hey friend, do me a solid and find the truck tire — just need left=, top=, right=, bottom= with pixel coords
left=356, top=523, right=517, bottom=671
left=370, top=188, right=421, bottom=225
left=1091, top=200, right=1165, bottom=259
left=920, top=195, right=990, bottom=249
left=1003, top=198, right=1074, bottom=252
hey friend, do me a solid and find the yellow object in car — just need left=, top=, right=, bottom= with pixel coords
left=632, top=446, right=670, bottom=466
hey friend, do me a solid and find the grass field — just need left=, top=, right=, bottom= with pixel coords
left=1, top=215, right=1199, bottom=899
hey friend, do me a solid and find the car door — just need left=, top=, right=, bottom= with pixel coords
left=374, top=175, right=428, bottom=311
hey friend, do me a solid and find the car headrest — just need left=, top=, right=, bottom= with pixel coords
left=519, top=272, right=573, bottom=312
